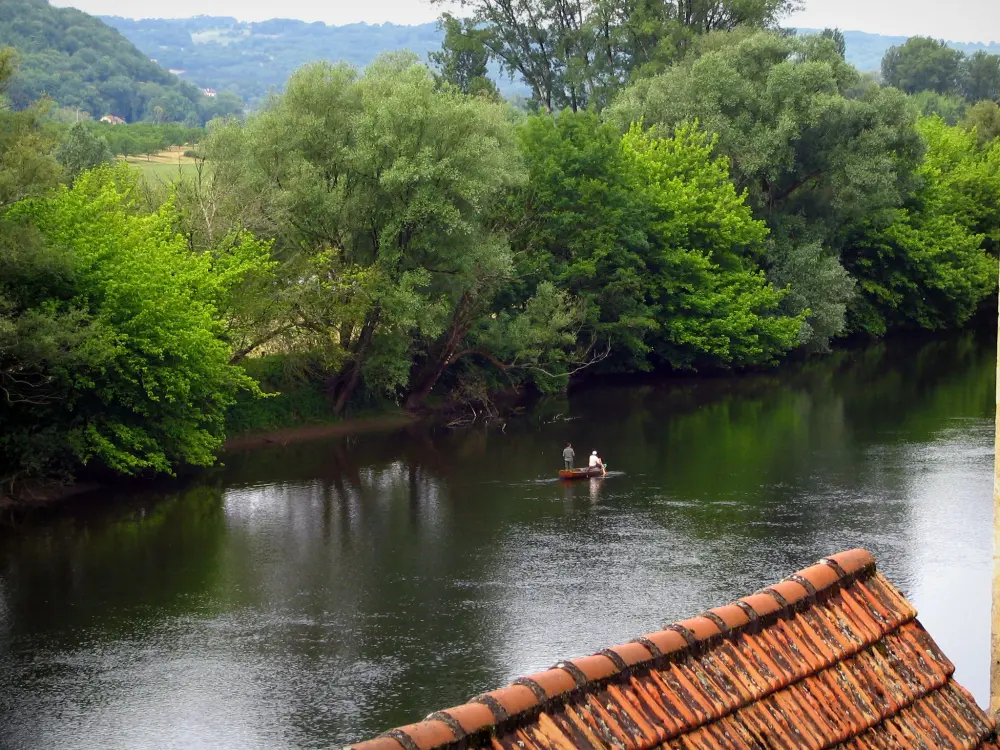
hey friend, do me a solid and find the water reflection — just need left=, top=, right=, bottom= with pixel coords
left=0, top=331, right=995, bottom=749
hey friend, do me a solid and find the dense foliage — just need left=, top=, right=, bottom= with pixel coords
left=3, top=4, right=1000, bottom=490
left=0, top=0, right=239, bottom=124
left=881, top=37, right=1000, bottom=103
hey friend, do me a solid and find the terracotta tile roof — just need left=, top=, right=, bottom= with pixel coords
left=350, top=549, right=997, bottom=750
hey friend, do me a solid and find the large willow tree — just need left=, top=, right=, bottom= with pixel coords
left=206, top=53, right=585, bottom=412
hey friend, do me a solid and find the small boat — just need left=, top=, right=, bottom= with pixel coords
left=558, top=467, right=607, bottom=480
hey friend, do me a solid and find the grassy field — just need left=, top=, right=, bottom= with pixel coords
left=125, top=145, right=201, bottom=183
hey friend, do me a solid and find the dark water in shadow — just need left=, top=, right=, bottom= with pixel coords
left=0, top=332, right=995, bottom=749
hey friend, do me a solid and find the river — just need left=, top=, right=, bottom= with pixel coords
left=0, top=332, right=995, bottom=749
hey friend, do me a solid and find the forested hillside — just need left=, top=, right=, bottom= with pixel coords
left=0, top=0, right=240, bottom=124
left=99, top=17, right=467, bottom=106
left=102, top=14, right=1000, bottom=106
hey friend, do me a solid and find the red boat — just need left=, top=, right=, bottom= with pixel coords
left=558, top=467, right=607, bottom=480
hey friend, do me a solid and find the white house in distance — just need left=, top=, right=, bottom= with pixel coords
left=202, top=88, right=217, bottom=97
left=100, top=114, right=126, bottom=125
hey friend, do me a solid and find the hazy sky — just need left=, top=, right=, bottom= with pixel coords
left=52, top=0, right=1000, bottom=43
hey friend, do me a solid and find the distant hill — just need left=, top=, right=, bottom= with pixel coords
left=99, top=15, right=527, bottom=107
left=796, top=28, right=1000, bottom=72
left=97, top=14, right=1000, bottom=108
left=0, top=0, right=236, bottom=124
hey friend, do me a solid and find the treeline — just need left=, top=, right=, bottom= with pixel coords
left=0, top=0, right=242, bottom=125
left=2, top=4, right=1000, bottom=487
left=49, top=121, right=206, bottom=176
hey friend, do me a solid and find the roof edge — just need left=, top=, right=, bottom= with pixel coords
left=349, top=548, right=879, bottom=750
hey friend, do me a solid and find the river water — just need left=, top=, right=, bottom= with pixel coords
left=0, top=332, right=995, bottom=749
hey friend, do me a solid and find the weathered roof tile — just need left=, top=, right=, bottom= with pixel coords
left=349, top=550, right=996, bottom=749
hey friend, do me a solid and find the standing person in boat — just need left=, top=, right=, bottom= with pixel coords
left=589, top=450, right=606, bottom=475
left=562, top=442, right=575, bottom=470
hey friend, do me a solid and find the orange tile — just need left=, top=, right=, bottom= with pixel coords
left=395, top=721, right=459, bottom=750
left=522, top=669, right=576, bottom=698
left=568, top=654, right=618, bottom=682
left=350, top=737, right=406, bottom=750
left=440, top=703, right=497, bottom=735
left=825, top=549, right=876, bottom=575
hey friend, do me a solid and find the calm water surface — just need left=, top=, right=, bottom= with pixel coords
left=0, top=333, right=995, bottom=749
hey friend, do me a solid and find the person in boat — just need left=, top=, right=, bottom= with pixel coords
left=562, top=442, right=575, bottom=470
left=588, top=450, right=606, bottom=475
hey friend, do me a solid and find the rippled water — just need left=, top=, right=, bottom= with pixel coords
left=0, top=333, right=995, bottom=749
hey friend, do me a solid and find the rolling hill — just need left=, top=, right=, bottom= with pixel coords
left=101, top=14, right=1000, bottom=109
left=0, top=0, right=239, bottom=124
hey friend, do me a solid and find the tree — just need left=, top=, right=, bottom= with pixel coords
left=881, top=37, right=963, bottom=95
left=963, top=100, right=1000, bottom=146
left=505, top=110, right=801, bottom=370
left=960, top=51, right=1000, bottom=103
left=55, top=122, right=112, bottom=179
left=504, top=110, right=657, bottom=369
left=0, top=49, right=61, bottom=209
left=909, top=91, right=968, bottom=125
left=428, top=13, right=501, bottom=100
left=435, top=0, right=797, bottom=112
left=620, top=123, right=802, bottom=367
left=843, top=118, right=999, bottom=335
left=609, top=31, right=924, bottom=349
left=2, top=165, right=272, bottom=479
left=206, top=54, right=528, bottom=413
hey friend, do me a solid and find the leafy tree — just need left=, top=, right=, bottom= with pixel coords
left=504, top=111, right=656, bottom=369
left=909, top=91, right=967, bottom=125
left=881, top=37, right=963, bottom=95
left=960, top=51, right=1000, bottom=103
left=428, top=13, right=501, bottom=100
left=0, top=49, right=61, bottom=208
left=206, top=54, right=530, bottom=412
left=2, top=165, right=271, bottom=479
left=963, top=100, right=1000, bottom=146
left=436, top=0, right=796, bottom=111
left=609, top=31, right=924, bottom=349
left=844, top=118, right=998, bottom=335
left=620, top=123, right=802, bottom=367
left=55, top=122, right=112, bottom=179
left=506, top=111, right=800, bottom=370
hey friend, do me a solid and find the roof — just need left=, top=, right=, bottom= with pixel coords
left=350, top=549, right=998, bottom=750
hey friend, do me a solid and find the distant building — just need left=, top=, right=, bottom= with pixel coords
left=150, top=58, right=158, bottom=63
left=168, top=69, right=186, bottom=75
left=100, top=114, right=126, bottom=125
left=202, top=88, right=217, bottom=97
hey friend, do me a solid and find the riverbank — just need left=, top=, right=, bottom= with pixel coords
left=222, top=411, right=418, bottom=452
left=0, top=411, right=419, bottom=511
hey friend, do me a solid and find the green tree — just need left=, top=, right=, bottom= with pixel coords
left=206, top=54, right=528, bottom=413
left=428, top=13, right=501, bottom=100
left=844, top=118, right=999, bottom=335
left=437, top=0, right=796, bottom=112
left=620, top=123, right=802, bottom=367
left=504, top=110, right=656, bottom=369
left=881, top=37, right=963, bottom=95
left=963, top=100, right=1000, bottom=146
left=959, top=51, right=1000, bottom=103
left=505, top=110, right=800, bottom=370
left=609, top=31, right=924, bottom=349
left=909, top=91, right=968, bottom=125
left=55, top=121, right=112, bottom=179
left=2, top=165, right=271, bottom=478
left=0, top=49, right=61, bottom=208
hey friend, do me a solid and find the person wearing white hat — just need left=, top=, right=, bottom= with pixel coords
left=588, top=450, right=605, bottom=475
